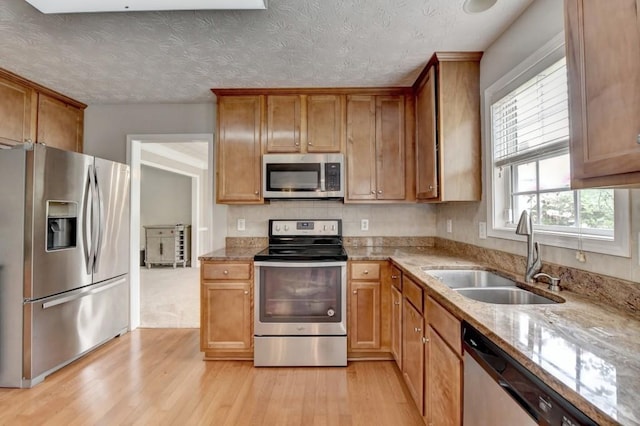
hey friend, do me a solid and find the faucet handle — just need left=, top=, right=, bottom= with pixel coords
left=533, top=272, right=561, bottom=292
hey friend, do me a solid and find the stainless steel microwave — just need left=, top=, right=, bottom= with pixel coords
left=262, top=153, right=344, bottom=199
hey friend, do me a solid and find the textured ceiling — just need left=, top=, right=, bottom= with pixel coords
left=0, top=0, right=533, bottom=104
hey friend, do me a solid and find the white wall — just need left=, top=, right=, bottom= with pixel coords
left=84, top=103, right=215, bottom=163
left=436, top=0, right=640, bottom=283
left=140, top=165, right=192, bottom=239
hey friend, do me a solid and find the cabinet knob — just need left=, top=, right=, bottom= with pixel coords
left=422, top=337, right=429, bottom=344
left=429, top=185, right=434, bottom=190
left=371, top=190, right=376, bottom=194
left=244, top=290, right=249, bottom=295
left=254, top=191, right=259, bottom=195
left=394, top=301, right=400, bottom=306
left=363, top=270, right=368, bottom=275
left=391, top=275, right=398, bottom=279
left=637, top=134, right=640, bottom=144
left=223, top=270, right=229, bottom=275
left=377, top=190, right=382, bottom=194
left=414, top=327, right=421, bottom=333
left=308, top=141, right=313, bottom=146
left=295, top=142, right=300, bottom=146
left=353, top=290, right=357, bottom=294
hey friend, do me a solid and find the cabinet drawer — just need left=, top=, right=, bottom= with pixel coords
left=351, top=262, right=380, bottom=280
left=403, top=276, right=423, bottom=314
left=427, top=296, right=461, bottom=354
left=146, top=228, right=176, bottom=238
left=203, top=262, right=251, bottom=280
left=390, top=265, right=402, bottom=291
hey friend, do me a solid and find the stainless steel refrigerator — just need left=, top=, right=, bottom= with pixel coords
left=0, top=143, right=130, bottom=388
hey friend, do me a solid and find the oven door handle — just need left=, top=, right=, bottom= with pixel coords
left=254, top=261, right=347, bottom=268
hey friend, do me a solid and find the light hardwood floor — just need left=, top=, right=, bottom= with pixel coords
left=0, top=329, right=423, bottom=425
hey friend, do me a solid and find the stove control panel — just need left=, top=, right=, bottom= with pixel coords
left=270, top=220, right=341, bottom=236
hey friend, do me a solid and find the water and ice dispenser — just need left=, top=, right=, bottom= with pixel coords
left=46, top=201, right=78, bottom=251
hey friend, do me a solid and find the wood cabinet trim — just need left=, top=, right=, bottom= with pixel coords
left=212, top=87, right=413, bottom=97
left=426, top=296, right=461, bottom=355
left=0, top=67, right=86, bottom=109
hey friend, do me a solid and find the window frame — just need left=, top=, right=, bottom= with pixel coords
left=484, top=32, right=630, bottom=257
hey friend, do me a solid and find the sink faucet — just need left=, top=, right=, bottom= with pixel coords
left=515, top=210, right=542, bottom=283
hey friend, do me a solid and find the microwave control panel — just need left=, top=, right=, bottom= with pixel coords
left=325, top=163, right=341, bottom=191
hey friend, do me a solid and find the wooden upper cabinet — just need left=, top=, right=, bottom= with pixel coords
left=216, top=95, right=263, bottom=203
left=0, top=76, right=36, bottom=146
left=306, top=95, right=342, bottom=152
left=266, top=95, right=301, bottom=152
left=565, top=0, right=640, bottom=188
left=414, top=53, right=482, bottom=202
left=346, top=94, right=407, bottom=201
left=0, top=68, right=85, bottom=152
left=37, top=94, right=84, bottom=152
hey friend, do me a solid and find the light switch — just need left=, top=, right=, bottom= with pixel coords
left=361, top=219, right=369, bottom=231
left=237, top=218, right=245, bottom=231
left=479, top=222, right=487, bottom=239
left=446, top=219, right=452, bottom=233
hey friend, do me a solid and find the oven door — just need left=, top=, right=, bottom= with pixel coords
left=254, top=261, right=347, bottom=336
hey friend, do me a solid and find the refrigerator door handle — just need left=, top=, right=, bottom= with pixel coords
left=41, top=277, right=127, bottom=309
left=84, top=165, right=95, bottom=275
left=93, top=165, right=105, bottom=273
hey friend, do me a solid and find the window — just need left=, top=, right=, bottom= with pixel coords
left=486, top=35, right=629, bottom=257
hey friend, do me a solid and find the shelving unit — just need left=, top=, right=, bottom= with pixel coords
left=144, top=224, right=191, bottom=268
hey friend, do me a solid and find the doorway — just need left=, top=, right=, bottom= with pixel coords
left=126, top=133, right=221, bottom=330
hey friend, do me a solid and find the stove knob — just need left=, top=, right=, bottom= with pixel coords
left=323, top=225, right=327, bottom=231
left=331, top=225, right=336, bottom=231
left=284, top=225, right=289, bottom=231
left=327, top=308, right=335, bottom=317
left=275, top=225, right=281, bottom=232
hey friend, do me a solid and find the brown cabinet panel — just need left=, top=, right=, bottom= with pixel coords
left=425, top=326, right=462, bottom=426
left=201, top=281, right=252, bottom=351
left=403, top=276, right=423, bottom=314
left=216, top=95, right=263, bottom=203
left=390, top=265, right=402, bottom=291
left=349, top=281, right=381, bottom=349
left=0, top=76, right=36, bottom=145
left=565, top=0, right=640, bottom=187
left=266, top=95, right=301, bottom=153
left=415, top=66, right=438, bottom=200
left=37, top=93, right=84, bottom=152
left=346, top=95, right=377, bottom=200
left=376, top=96, right=405, bottom=200
left=414, top=53, right=481, bottom=202
left=350, top=262, right=381, bottom=280
left=391, top=285, right=402, bottom=370
left=202, top=262, right=252, bottom=281
left=426, top=296, right=461, bottom=354
left=306, top=95, right=342, bottom=152
left=402, top=298, right=424, bottom=415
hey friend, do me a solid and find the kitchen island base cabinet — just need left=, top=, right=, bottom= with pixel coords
left=200, top=261, right=253, bottom=360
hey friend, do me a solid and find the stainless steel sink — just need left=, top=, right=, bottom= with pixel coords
left=455, top=288, right=558, bottom=305
left=422, top=268, right=517, bottom=289
left=422, top=268, right=560, bottom=305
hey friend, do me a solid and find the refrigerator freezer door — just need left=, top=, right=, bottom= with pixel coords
left=23, top=275, right=129, bottom=386
left=28, top=145, right=94, bottom=300
left=92, top=157, right=130, bottom=284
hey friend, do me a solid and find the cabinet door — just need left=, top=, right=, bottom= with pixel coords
left=306, top=95, right=342, bottom=152
left=566, top=0, right=640, bottom=186
left=0, top=76, right=36, bottom=145
left=145, top=237, right=162, bottom=264
left=402, top=299, right=424, bottom=415
left=217, top=96, right=262, bottom=203
left=415, top=66, right=438, bottom=200
left=37, top=94, right=84, bottom=152
left=346, top=95, right=377, bottom=200
left=376, top=96, right=405, bottom=200
left=425, top=327, right=462, bottom=426
left=349, top=281, right=380, bottom=349
left=391, top=285, right=402, bottom=369
left=201, top=282, right=252, bottom=350
left=266, top=95, right=301, bottom=152
left=160, top=236, right=177, bottom=262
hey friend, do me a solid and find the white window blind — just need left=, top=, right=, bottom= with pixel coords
left=492, top=58, right=569, bottom=167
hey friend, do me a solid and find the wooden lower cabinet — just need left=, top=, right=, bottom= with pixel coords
left=424, top=326, right=462, bottom=426
left=348, top=261, right=392, bottom=359
left=390, top=285, right=402, bottom=369
left=200, top=261, right=253, bottom=359
left=402, top=298, right=425, bottom=414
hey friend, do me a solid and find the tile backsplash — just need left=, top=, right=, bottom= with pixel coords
left=226, top=201, right=436, bottom=237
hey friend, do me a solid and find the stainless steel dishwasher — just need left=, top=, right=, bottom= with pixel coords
left=462, top=322, right=598, bottom=426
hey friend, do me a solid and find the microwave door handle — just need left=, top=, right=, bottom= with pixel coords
left=320, top=163, right=326, bottom=192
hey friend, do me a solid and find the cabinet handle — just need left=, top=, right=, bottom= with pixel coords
left=363, top=270, right=368, bottom=275
left=414, top=327, right=421, bottom=333
left=244, top=290, right=249, bottom=295
left=353, top=290, right=357, bottom=294
left=422, top=337, right=429, bottom=344
left=429, top=185, right=434, bottom=190
left=371, top=190, right=376, bottom=194
left=295, top=142, right=300, bottom=146
left=391, top=275, right=398, bottom=279
left=394, top=301, right=400, bottom=305
left=377, top=190, right=382, bottom=194
left=308, top=141, right=313, bottom=146
left=637, top=134, right=640, bottom=144
left=254, top=191, right=259, bottom=195
left=160, top=242, right=163, bottom=255
left=223, top=270, right=229, bottom=275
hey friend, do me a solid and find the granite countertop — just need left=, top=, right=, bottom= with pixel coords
left=200, top=245, right=640, bottom=425
left=352, top=246, right=639, bottom=426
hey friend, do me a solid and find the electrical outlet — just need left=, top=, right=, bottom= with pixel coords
left=446, top=219, right=452, bottom=233
left=237, top=218, right=245, bottom=231
left=479, top=222, right=487, bottom=240
left=361, top=219, right=369, bottom=231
